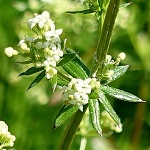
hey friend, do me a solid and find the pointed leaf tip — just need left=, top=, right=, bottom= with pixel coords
left=19, top=66, right=44, bottom=76
left=101, top=86, right=144, bottom=103
left=27, top=70, right=46, bottom=90
left=99, top=92, right=121, bottom=126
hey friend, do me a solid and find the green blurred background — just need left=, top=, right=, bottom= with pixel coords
left=0, top=0, right=150, bottom=149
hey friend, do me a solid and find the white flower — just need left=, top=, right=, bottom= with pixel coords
left=44, top=29, right=63, bottom=42
left=43, top=59, right=56, bottom=68
left=4, top=47, right=19, bottom=57
left=62, top=78, right=100, bottom=111
left=27, top=11, right=51, bottom=29
left=45, top=66, right=57, bottom=79
left=0, top=121, right=16, bottom=149
left=0, top=121, right=8, bottom=134
left=18, top=40, right=30, bottom=52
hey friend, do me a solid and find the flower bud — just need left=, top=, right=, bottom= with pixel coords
left=118, top=52, right=126, bottom=60
left=4, top=47, right=19, bottom=57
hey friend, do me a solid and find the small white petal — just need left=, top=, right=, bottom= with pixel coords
left=55, top=29, right=63, bottom=35
left=74, top=92, right=81, bottom=101
left=53, top=55, right=60, bottom=61
left=42, top=11, right=50, bottom=19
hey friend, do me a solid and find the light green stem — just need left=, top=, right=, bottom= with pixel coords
left=79, top=137, right=87, bottom=150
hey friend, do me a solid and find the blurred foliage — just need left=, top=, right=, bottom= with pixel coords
left=0, top=0, right=150, bottom=150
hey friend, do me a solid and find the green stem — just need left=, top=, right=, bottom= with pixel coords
left=94, top=0, right=121, bottom=77
left=79, top=137, right=87, bottom=150
left=57, top=105, right=88, bottom=150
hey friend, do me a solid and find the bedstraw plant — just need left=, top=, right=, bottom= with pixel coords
left=4, top=0, right=144, bottom=150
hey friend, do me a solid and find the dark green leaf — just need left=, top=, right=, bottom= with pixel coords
left=62, top=48, right=90, bottom=79
left=19, top=67, right=44, bottom=76
left=105, top=65, right=129, bottom=84
left=99, top=92, right=121, bottom=126
left=49, top=74, right=57, bottom=92
left=17, top=60, right=32, bottom=64
left=89, top=99, right=102, bottom=135
left=53, top=105, right=78, bottom=129
left=67, top=9, right=95, bottom=14
left=27, top=70, right=46, bottom=90
left=101, top=85, right=144, bottom=102
left=57, top=53, right=77, bottom=67
left=66, top=48, right=90, bottom=76
left=62, top=61, right=87, bottom=79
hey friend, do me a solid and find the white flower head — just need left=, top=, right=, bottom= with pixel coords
left=4, top=47, right=19, bottom=57
left=0, top=121, right=16, bottom=149
left=62, top=78, right=100, bottom=111
left=44, top=29, right=63, bottom=43
left=27, top=11, right=51, bottom=29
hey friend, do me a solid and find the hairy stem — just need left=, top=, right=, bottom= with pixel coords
left=93, top=0, right=121, bottom=77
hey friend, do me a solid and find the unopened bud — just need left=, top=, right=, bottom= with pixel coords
left=118, top=52, right=126, bottom=60
left=4, top=47, right=19, bottom=57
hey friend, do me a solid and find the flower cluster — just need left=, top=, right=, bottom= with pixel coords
left=5, top=11, right=64, bottom=79
left=62, top=78, right=100, bottom=111
left=0, top=121, right=16, bottom=149
left=103, top=52, right=126, bottom=80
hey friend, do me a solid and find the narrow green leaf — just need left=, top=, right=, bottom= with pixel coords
left=101, top=86, right=144, bottom=102
left=17, top=60, right=32, bottom=64
left=57, top=53, right=77, bottom=67
left=19, top=67, right=44, bottom=76
left=27, top=70, right=46, bottom=90
left=67, top=9, right=95, bottom=14
left=89, top=99, right=102, bottom=135
left=66, top=48, right=90, bottom=76
left=62, top=61, right=87, bottom=79
left=99, top=92, right=121, bottom=126
left=49, top=74, right=57, bottom=92
left=62, top=48, right=90, bottom=79
left=105, top=65, right=129, bottom=84
left=57, top=71, right=70, bottom=86
left=53, top=105, right=78, bottom=129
